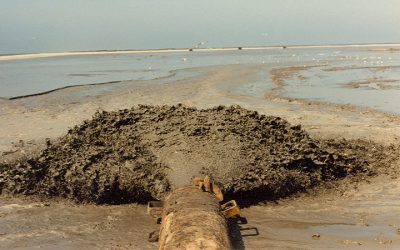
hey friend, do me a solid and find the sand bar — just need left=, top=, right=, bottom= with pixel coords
left=1, top=43, right=400, bottom=61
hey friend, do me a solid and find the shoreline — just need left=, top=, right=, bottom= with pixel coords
left=1, top=43, right=400, bottom=61
left=6, top=73, right=400, bottom=119
left=2, top=63, right=399, bottom=118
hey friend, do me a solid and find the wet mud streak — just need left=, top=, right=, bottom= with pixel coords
left=0, top=105, right=397, bottom=204
left=268, top=66, right=314, bottom=95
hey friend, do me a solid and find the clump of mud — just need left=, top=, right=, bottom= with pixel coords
left=0, top=105, right=397, bottom=204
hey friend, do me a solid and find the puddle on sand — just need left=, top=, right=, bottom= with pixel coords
left=309, top=224, right=397, bottom=242
left=239, top=175, right=400, bottom=249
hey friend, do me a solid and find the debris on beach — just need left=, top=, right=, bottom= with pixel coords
left=0, top=105, right=397, bottom=204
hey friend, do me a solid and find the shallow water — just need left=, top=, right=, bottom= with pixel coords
left=283, top=49, right=400, bottom=114
left=0, top=47, right=345, bottom=97
left=1, top=47, right=399, bottom=114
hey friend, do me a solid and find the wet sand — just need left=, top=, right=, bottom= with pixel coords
left=240, top=174, right=400, bottom=249
left=0, top=197, right=159, bottom=250
left=1, top=174, right=399, bottom=249
left=1, top=61, right=400, bottom=249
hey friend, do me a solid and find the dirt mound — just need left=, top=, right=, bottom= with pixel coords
left=0, top=105, right=397, bottom=204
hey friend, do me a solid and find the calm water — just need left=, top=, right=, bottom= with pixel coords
left=0, top=47, right=399, bottom=114
left=0, top=48, right=315, bottom=97
left=283, top=49, right=400, bottom=114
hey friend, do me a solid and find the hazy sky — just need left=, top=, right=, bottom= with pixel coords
left=1, top=0, right=399, bottom=53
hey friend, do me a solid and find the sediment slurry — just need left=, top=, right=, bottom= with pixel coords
left=0, top=105, right=397, bottom=204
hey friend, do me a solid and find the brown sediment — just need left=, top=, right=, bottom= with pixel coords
left=344, top=78, right=400, bottom=90
left=323, top=65, right=400, bottom=72
left=0, top=105, right=398, bottom=205
left=367, top=47, right=400, bottom=52
left=269, top=65, right=313, bottom=94
left=264, top=91, right=400, bottom=126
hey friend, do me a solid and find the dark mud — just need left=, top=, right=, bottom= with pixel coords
left=0, top=105, right=398, bottom=204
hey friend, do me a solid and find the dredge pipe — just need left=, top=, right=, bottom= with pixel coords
left=158, top=185, right=231, bottom=250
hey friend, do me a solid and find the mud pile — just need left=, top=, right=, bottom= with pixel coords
left=0, top=105, right=396, bottom=204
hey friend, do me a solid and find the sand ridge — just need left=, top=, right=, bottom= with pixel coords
left=1, top=43, right=399, bottom=61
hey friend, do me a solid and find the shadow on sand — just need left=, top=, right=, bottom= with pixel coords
left=228, top=216, right=259, bottom=249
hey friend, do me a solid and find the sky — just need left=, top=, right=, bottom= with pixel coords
left=0, top=0, right=399, bottom=53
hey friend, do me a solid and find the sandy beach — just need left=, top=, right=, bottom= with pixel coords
left=1, top=55, right=400, bottom=248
